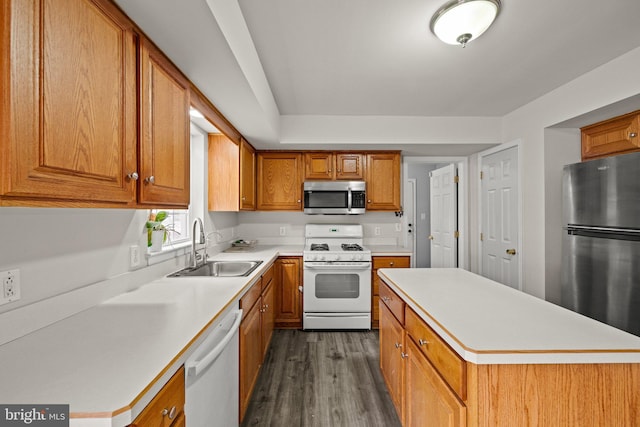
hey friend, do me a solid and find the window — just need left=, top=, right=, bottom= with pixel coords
left=149, top=209, right=190, bottom=247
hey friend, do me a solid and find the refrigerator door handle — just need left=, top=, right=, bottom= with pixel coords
left=565, top=225, right=640, bottom=241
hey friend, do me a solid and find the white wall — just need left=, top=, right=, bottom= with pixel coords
left=497, top=46, right=640, bottom=299
left=544, top=128, right=581, bottom=304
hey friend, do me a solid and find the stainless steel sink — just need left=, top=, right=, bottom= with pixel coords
left=167, top=260, right=263, bottom=278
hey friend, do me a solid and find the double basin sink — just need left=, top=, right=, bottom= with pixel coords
left=167, top=260, right=263, bottom=278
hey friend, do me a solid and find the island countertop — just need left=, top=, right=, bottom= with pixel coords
left=378, top=268, right=640, bottom=364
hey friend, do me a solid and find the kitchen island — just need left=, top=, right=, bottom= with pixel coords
left=378, top=268, right=640, bottom=426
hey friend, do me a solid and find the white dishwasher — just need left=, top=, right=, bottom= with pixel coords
left=185, top=308, right=242, bottom=427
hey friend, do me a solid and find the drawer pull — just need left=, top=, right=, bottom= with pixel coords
left=389, top=262, right=394, bottom=266
left=630, top=132, right=638, bottom=138
left=162, top=406, right=177, bottom=420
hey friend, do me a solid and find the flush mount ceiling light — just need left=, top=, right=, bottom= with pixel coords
left=430, top=0, right=501, bottom=47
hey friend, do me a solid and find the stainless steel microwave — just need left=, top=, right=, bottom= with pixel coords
left=303, top=181, right=366, bottom=215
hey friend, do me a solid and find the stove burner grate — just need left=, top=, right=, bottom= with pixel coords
left=341, top=243, right=363, bottom=251
left=310, top=243, right=329, bottom=251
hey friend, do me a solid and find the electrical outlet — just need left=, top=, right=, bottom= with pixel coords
left=375, top=227, right=381, bottom=236
left=0, top=269, right=21, bottom=305
left=279, top=227, right=286, bottom=236
left=130, top=245, right=141, bottom=268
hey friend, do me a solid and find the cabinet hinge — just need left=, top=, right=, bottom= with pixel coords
left=480, top=232, right=484, bottom=241
left=454, top=230, right=460, bottom=239
left=454, top=175, right=459, bottom=184
left=480, top=171, right=484, bottom=180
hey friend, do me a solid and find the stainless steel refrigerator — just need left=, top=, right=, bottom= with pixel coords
left=561, top=151, right=640, bottom=337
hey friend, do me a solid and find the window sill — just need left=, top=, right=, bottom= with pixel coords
left=146, top=241, right=191, bottom=266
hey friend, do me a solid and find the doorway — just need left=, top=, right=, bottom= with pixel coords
left=403, top=158, right=468, bottom=269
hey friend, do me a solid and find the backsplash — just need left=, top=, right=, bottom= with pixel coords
left=237, top=211, right=404, bottom=246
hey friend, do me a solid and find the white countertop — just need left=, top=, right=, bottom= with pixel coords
left=0, top=245, right=302, bottom=426
left=378, top=268, right=640, bottom=365
left=368, top=245, right=412, bottom=256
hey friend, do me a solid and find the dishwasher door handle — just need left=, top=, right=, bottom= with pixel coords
left=186, top=309, right=243, bottom=378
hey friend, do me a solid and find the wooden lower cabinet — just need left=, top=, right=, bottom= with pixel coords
left=372, top=256, right=410, bottom=328
left=239, top=263, right=276, bottom=422
left=405, top=338, right=465, bottom=427
left=274, top=257, right=302, bottom=329
left=261, top=277, right=275, bottom=359
left=239, top=294, right=262, bottom=421
left=379, top=297, right=406, bottom=423
left=130, top=367, right=185, bottom=427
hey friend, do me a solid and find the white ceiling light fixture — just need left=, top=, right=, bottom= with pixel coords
left=430, top=0, right=501, bottom=47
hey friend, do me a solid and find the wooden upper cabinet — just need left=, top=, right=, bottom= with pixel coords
left=366, top=152, right=401, bottom=211
left=208, top=134, right=240, bottom=211
left=0, top=0, right=138, bottom=206
left=138, top=37, right=190, bottom=208
left=239, top=139, right=256, bottom=210
left=257, top=152, right=303, bottom=210
left=336, top=153, right=364, bottom=180
left=581, top=110, right=640, bottom=161
left=304, top=152, right=334, bottom=180
left=303, top=152, right=365, bottom=181
left=208, top=136, right=256, bottom=211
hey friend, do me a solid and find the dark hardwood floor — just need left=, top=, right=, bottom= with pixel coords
left=241, top=330, right=401, bottom=427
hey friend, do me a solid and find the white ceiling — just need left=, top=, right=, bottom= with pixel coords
left=114, top=0, right=640, bottom=154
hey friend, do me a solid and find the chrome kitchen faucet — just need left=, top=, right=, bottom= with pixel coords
left=191, top=217, right=207, bottom=268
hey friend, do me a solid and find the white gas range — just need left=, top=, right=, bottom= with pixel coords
left=302, top=224, right=372, bottom=330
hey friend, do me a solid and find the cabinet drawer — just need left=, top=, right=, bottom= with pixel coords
left=132, top=367, right=185, bottom=427
left=405, top=307, right=466, bottom=400
left=373, top=256, right=410, bottom=269
left=240, top=279, right=262, bottom=316
left=379, top=282, right=405, bottom=325
left=261, top=263, right=274, bottom=292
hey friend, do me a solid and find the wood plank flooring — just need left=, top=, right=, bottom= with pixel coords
left=241, top=330, right=401, bottom=427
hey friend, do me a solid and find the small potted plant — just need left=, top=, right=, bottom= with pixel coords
left=146, top=211, right=171, bottom=252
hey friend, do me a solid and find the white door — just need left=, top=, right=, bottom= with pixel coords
left=481, top=146, right=519, bottom=289
left=430, top=164, right=457, bottom=268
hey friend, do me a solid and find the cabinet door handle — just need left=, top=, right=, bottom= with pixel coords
left=127, top=172, right=139, bottom=180
left=630, top=132, right=638, bottom=138
left=506, top=248, right=516, bottom=255
left=298, top=286, right=303, bottom=293
left=401, top=352, right=408, bottom=359
left=145, top=176, right=155, bottom=184
left=394, top=342, right=402, bottom=349
left=162, top=406, right=176, bottom=420
left=418, top=339, right=428, bottom=347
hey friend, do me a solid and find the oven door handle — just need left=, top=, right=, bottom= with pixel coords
left=347, top=188, right=352, bottom=212
left=304, top=263, right=371, bottom=270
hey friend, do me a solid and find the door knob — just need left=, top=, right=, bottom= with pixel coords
left=428, top=235, right=434, bottom=240
left=506, top=248, right=516, bottom=255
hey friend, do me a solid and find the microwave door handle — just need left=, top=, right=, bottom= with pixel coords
left=348, top=188, right=352, bottom=212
